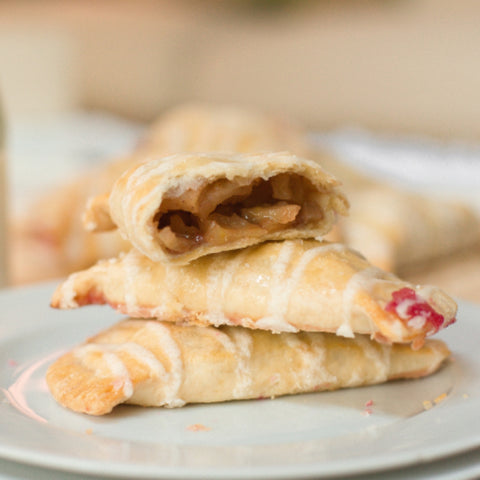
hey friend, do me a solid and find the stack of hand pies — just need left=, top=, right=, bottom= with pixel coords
left=47, top=151, right=456, bottom=415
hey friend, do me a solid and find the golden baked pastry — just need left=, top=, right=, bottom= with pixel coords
left=51, top=240, right=457, bottom=347
left=336, top=185, right=480, bottom=273
left=84, top=152, right=348, bottom=264
left=319, top=156, right=480, bottom=273
left=136, top=102, right=311, bottom=156
left=46, top=319, right=450, bottom=415
left=9, top=157, right=134, bottom=285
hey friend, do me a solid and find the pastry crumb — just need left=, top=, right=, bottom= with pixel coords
left=462, top=393, right=469, bottom=399
left=85, top=428, right=93, bottom=435
left=187, top=423, right=210, bottom=432
left=434, top=393, right=447, bottom=404
left=422, top=400, right=433, bottom=410
left=423, top=392, right=448, bottom=410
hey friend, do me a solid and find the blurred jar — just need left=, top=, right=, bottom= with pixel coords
left=0, top=99, right=7, bottom=287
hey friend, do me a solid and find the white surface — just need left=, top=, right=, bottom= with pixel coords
left=0, top=283, right=479, bottom=479
left=314, top=128, right=480, bottom=211
left=6, top=111, right=144, bottom=215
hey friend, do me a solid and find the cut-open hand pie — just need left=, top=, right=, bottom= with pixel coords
left=84, top=152, right=348, bottom=264
left=51, top=240, right=457, bottom=347
left=46, top=319, right=450, bottom=415
left=11, top=104, right=317, bottom=285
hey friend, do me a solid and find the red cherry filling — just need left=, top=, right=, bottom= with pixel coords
left=385, top=287, right=455, bottom=333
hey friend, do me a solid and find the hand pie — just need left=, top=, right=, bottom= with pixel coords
left=51, top=240, right=457, bottom=347
left=46, top=319, right=450, bottom=415
left=318, top=156, right=480, bottom=274
left=335, top=185, right=480, bottom=273
left=136, top=102, right=311, bottom=156
left=84, top=152, right=349, bottom=264
left=9, top=157, right=134, bottom=285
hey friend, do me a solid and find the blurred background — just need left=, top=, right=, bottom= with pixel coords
left=1, top=0, right=480, bottom=138
left=0, top=0, right=479, bottom=297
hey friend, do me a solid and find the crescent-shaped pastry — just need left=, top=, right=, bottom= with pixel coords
left=10, top=157, right=135, bottom=285
left=46, top=319, right=450, bottom=415
left=336, top=185, right=480, bottom=273
left=84, top=152, right=349, bottom=264
left=318, top=157, right=480, bottom=274
left=137, top=102, right=311, bottom=156
left=51, top=240, right=457, bottom=347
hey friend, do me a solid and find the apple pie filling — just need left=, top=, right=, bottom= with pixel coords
left=153, top=173, right=325, bottom=253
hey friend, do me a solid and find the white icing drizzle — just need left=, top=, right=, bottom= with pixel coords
left=228, top=328, right=253, bottom=398
left=313, top=241, right=352, bottom=255
left=122, top=250, right=141, bottom=313
left=307, top=335, right=338, bottom=386
left=144, top=322, right=185, bottom=407
left=256, top=241, right=296, bottom=332
left=282, top=334, right=337, bottom=389
left=354, top=336, right=390, bottom=384
left=259, top=242, right=350, bottom=333
left=109, top=342, right=167, bottom=379
left=202, top=327, right=253, bottom=399
left=75, top=344, right=134, bottom=398
left=338, top=266, right=383, bottom=338
left=203, top=327, right=237, bottom=354
left=205, top=249, right=249, bottom=327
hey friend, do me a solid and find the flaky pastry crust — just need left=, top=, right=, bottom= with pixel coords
left=84, top=152, right=348, bottom=264
left=336, top=185, right=480, bottom=273
left=46, top=319, right=450, bottom=415
left=137, top=102, right=311, bottom=157
left=51, top=240, right=457, bottom=347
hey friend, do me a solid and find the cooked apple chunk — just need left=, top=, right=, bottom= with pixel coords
left=153, top=174, right=323, bottom=254
left=83, top=152, right=348, bottom=263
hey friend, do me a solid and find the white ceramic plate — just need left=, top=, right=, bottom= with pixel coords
left=0, top=283, right=479, bottom=479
